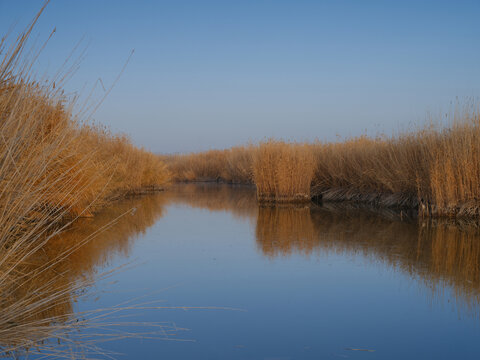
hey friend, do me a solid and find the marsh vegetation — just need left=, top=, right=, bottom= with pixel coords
left=0, top=5, right=171, bottom=357
left=166, top=110, right=480, bottom=217
left=3, top=2, right=480, bottom=359
left=4, top=184, right=480, bottom=359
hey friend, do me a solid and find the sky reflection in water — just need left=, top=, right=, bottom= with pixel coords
left=18, top=184, right=480, bottom=359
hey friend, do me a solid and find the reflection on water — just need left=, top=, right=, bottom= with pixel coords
left=161, top=183, right=258, bottom=220
left=0, top=194, right=167, bottom=357
left=165, top=184, right=480, bottom=316
left=257, top=204, right=480, bottom=315
left=4, top=183, right=480, bottom=357
left=256, top=205, right=318, bottom=257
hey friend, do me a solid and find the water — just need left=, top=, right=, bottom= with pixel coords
left=20, top=184, right=480, bottom=359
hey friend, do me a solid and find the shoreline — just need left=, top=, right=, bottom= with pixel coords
left=168, top=181, right=480, bottom=219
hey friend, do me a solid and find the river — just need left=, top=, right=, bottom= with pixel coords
left=14, top=183, right=480, bottom=359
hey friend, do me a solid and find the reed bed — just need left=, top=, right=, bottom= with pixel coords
left=311, top=111, right=480, bottom=217
left=166, top=110, right=480, bottom=216
left=163, top=145, right=253, bottom=184
left=0, top=4, right=171, bottom=357
left=0, top=72, right=170, bottom=221
left=0, top=6, right=170, bottom=226
left=252, top=140, right=316, bottom=203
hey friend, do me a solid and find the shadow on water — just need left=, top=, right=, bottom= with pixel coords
left=4, top=183, right=480, bottom=356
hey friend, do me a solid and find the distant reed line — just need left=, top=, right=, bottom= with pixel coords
left=165, top=109, right=480, bottom=218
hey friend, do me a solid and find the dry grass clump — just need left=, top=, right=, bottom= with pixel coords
left=165, top=149, right=229, bottom=182
left=311, top=111, right=480, bottom=216
left=311, top=134, right=429, bottom=208
left=224, top=146, right=254, bottom=183
left=252, top=140, right=316, bottom=203
left=165, top=101, right=480, bottom=215
left=427, top=115, right=480, bottom=217
left=164, top=146, right=253, bottom=184
left=0, top=4, right=171, bottom=357
left=79, top=126, right=170, bottom=204
left=165, top=111, right=480, bottom=215
left=0, top=13, right=170, bottom=223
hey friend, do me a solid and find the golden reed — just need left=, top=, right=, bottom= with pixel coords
left=163, top=145, right=252, bottom=184
left=0, top=3, right=171, bottom=356
left=167, top=110, right=480, bottom=217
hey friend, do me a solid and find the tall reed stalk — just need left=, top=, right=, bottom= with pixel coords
left=0, top=3, right=171, bottom=356
left=252, top=140, right=316, bottom=202
left=166, top=110, right=480, bottom=216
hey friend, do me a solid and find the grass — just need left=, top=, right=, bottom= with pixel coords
left=2, top=0, right=479, bottom=356
left=252, top=140, right=316, bottom=203
left=163, top=145, right=253, bottom=184
left=0, top=4, right=171, bottom=228
left=0, top=3, right=171, bottom=357
left=166, top=108, right=480, bottom=217
left=311, top=109, right=480, bottom=217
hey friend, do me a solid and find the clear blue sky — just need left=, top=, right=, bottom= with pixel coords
left=1, top=0, right=480, bottom=153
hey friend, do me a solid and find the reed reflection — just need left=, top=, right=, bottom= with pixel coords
left=163, top=183, right=258, bottom=221
left=256, top=205, right=318, bottom=257
left=5, top=184, right=480, bottom=356
left=256, top=204, right=480, bottom=316
left=0, top=194, right=167, bottom=357
left=164, top=184, right=480, bottom=317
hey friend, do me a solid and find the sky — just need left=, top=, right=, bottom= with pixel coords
left=1, top=0, right=480, bottom=153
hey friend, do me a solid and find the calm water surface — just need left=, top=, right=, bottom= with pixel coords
left=28, top=184, right=480, bottom=358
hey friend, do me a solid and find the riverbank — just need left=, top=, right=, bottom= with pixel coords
left=0, top=7, right=171, bottom=356
left=165, top=110, right=480, bottom=217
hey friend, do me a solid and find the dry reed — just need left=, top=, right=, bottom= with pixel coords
left=252, top=140, right=316, bottom=203
left=166, top=109, right=480, bottom=216
left=0, top=3, right=171, bottom=357
left=311, top=110, right=480, bottom=217
left=164, top=146, right=253, bottom=184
